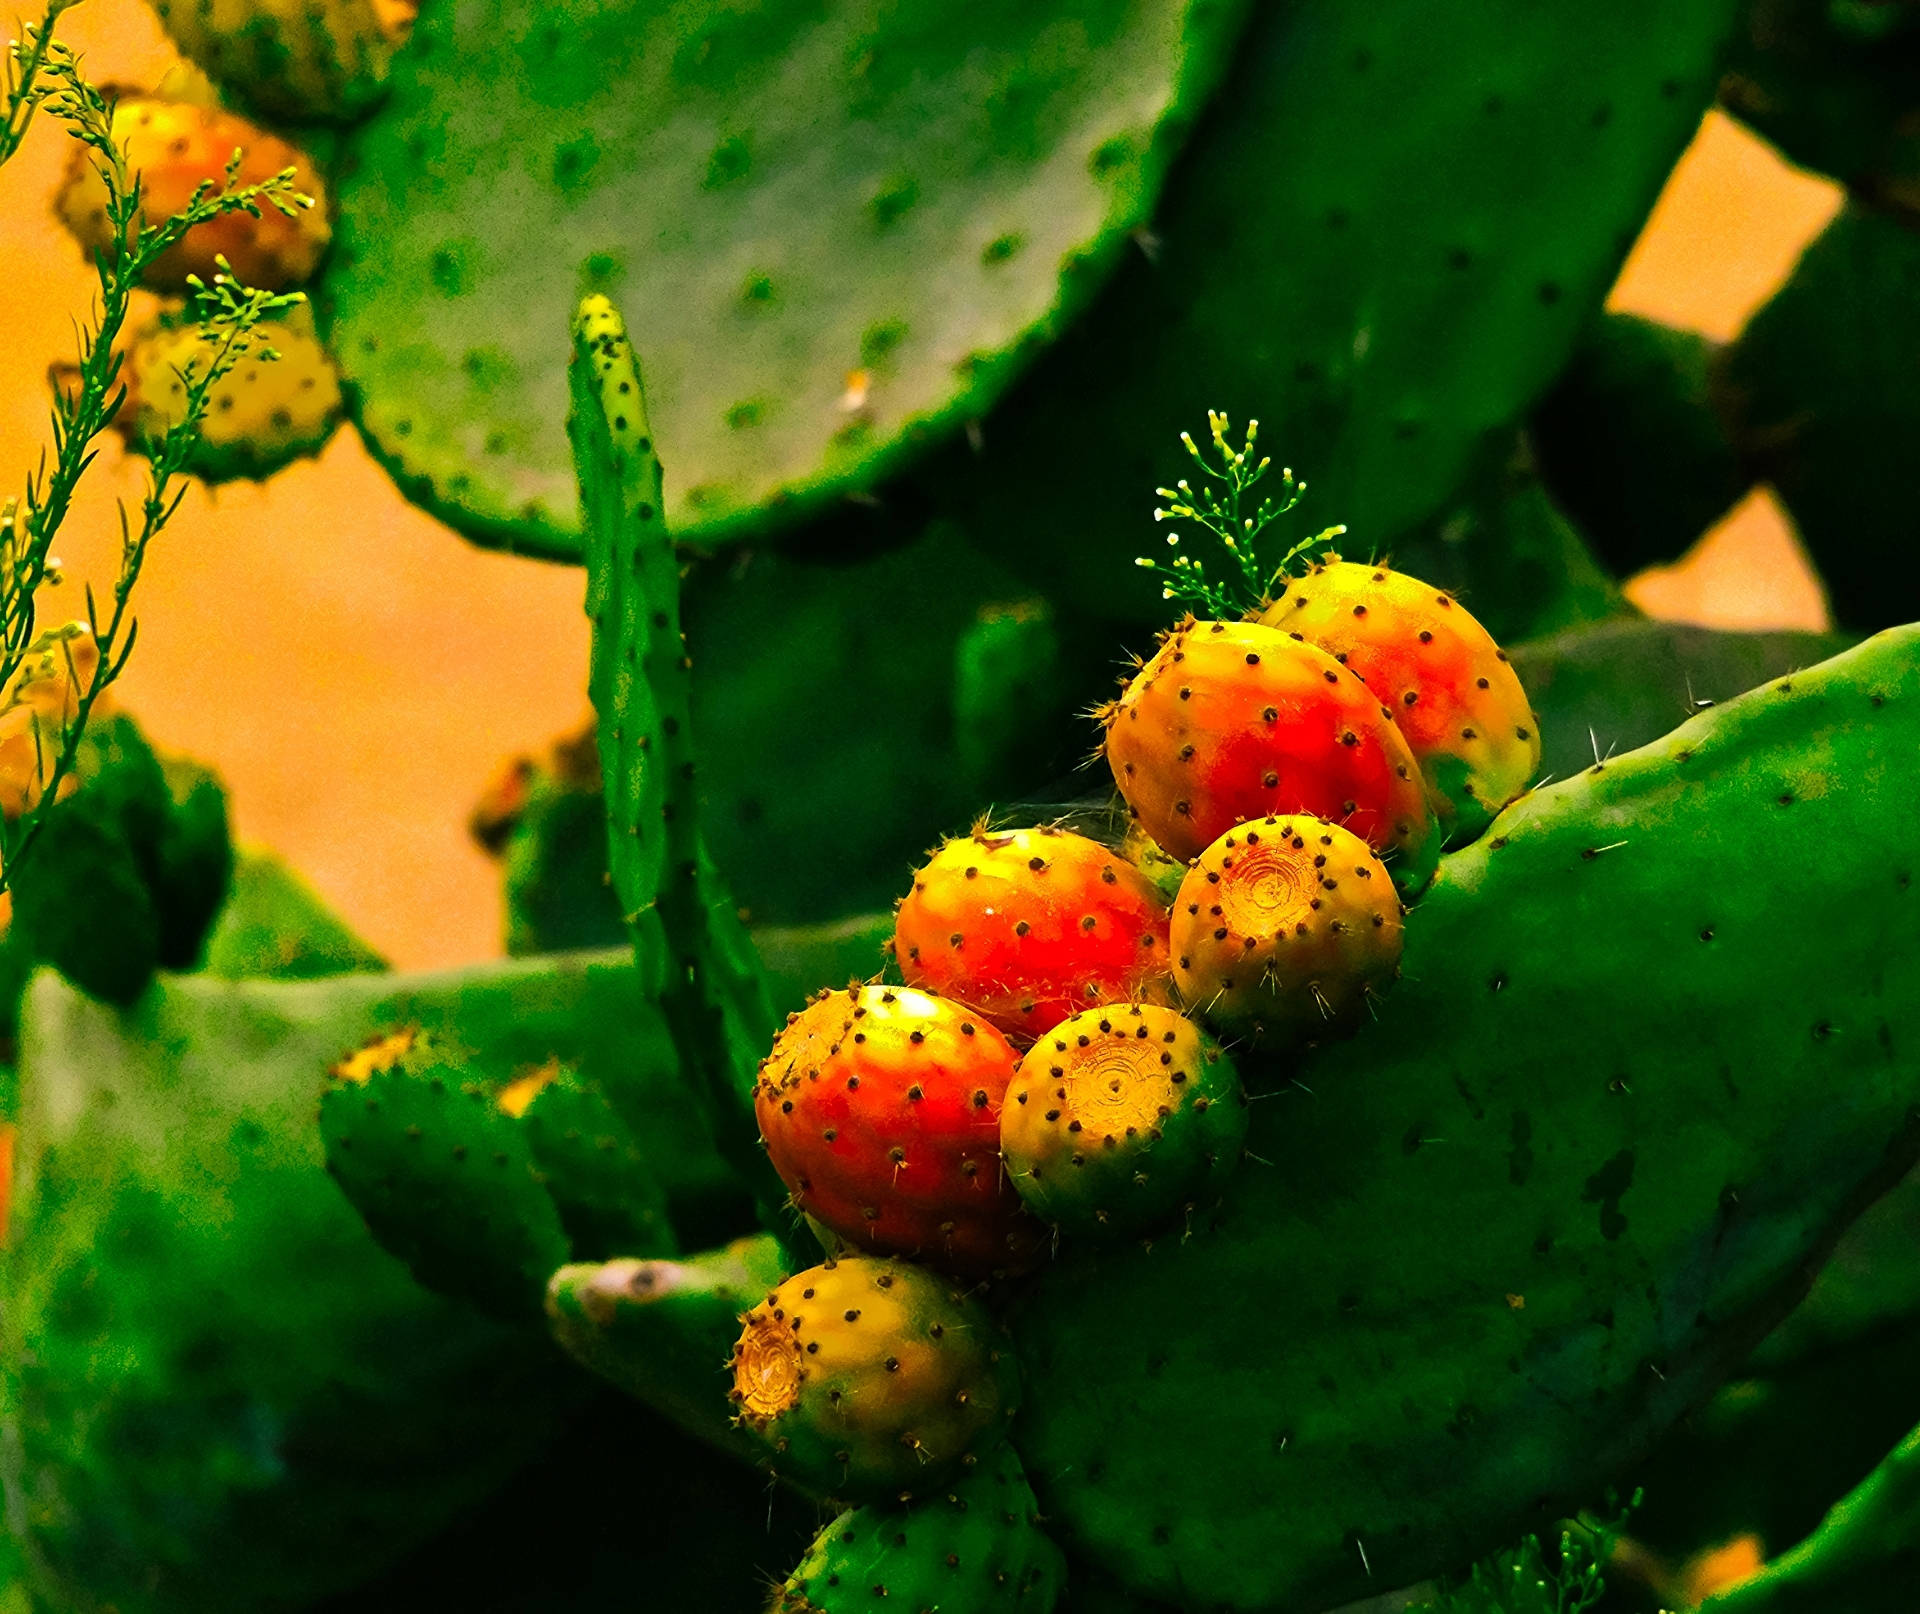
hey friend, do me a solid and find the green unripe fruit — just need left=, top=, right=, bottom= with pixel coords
left=999, top=1004, right=1246, bottom=1239
left=1171, top=814, right=1404, bottom=1047
left=730, top=1257, right=1016, bottom=1502
left=773, top=1443, right=1066, bottom=1614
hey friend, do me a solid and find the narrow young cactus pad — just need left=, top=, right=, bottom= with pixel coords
left=934, top=0, right=1740, bottom=618
left=2, top=966, right=607, bottom=1614
left=773, top=1444, right=1066, bottom=1613
left=570, top=295, right=786, bottom=1238
left=1013, top=626, right=1920, bottom=1610
left=321, top=0, right=1251, bottom=558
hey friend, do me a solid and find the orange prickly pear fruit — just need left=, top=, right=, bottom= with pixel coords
left=893, top=825, right=1173, bottom=1043
left=753, top=986, right=1043, bottom=1277
left=1102, top=619, right=1439, bottom=898
left=54, top=97, right=330, bottom=291
left=1257, top=557, right=1540, bottom=844
left=1170, top=815, right=1403, bottom=1046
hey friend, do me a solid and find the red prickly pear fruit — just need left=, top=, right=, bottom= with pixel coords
left=1171, top=815, right=1403, bottom=1048
left=754, top=986, right=1043, bottom=1277
left=54, top=97, right=331, bottom=291
left=1101, top=619, right=1440, bottom=898
left=730, top=1256, right=1016, bottom=1501
left=1000, top=1002, right=1246, bottom=1240
left=1257, top=558, right=1541, bottom=845
left=893, top=826, right=1173, bottom=1043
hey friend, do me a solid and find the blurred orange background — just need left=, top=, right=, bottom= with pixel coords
left=0, top=1, right=1844, bottom=970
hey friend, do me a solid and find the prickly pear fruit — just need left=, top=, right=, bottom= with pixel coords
left=54, top=97, right=329, bottom=291
left=1258, top=558, right=1541, bottom=844
left=151, top=0, right=416, bottom=122
left=730, top=1256, right=1017, bottom=1501
left=1102, top=619, right=1439, bottom=897
left=773, top=1443, right=1066, bottom=1614
left=120, top=308, right=342, bottom=481
left=755, top=986, right=1041, bottom=1276
left=1170, top=815, right=1404, bottom=1045
left=893, top=826, right=1172, bottom=1043
left=1000, top=1003, right=1246, bottom=1239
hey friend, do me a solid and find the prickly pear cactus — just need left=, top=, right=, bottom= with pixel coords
left=319, top=0, right=1252, bottom=557
left=1012, top=626, right=1920, bottom=1609
left=149, top=0, right=416, bottom=123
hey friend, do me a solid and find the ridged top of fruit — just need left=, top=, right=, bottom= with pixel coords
left=319, top=0, right=1254, bottom=558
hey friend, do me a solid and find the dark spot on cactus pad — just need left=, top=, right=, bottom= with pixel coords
left=1581, top=1148, right=1636, bottom=1242
left=1537, top=280, right=1563, bottom=305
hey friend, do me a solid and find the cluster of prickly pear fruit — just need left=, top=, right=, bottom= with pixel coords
left=50, top=80, right=346, bottom=483
left=725, top=537, right=1541, bottom=1525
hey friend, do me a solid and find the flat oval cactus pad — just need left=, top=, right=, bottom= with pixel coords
left=322, top=0, right=1250, bottom=559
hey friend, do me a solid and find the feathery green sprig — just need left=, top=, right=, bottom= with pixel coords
left=1135, top=409, right=1346, bottom=618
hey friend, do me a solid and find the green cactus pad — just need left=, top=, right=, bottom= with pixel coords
left=5, top=792, right=160, bottom=1006
left=518, top=1065, right=674, bottom=1261
left=1531, top=313, right=1751, bottom=576
left=321, top=0, right=1251, bottom=558
left=1718, top=0, right=1920, bottom=206
left=931, top=0, right=1738, bottom=619
left=4, top=715, right=228, bottom=1008
left=774, top=1444, right=1066, bottom=1614
left=682, top=522, right=1095, bottom=925
left=1509, top=617, right=1854, bottom=787
left=1012, top=625, right=1920, bottom=1610
left=201, top=848, right=392, bottom=979
left=0, top=968, right=588, bottom=1614
left=320, top=1057, right=574, bottom=1318
left=547, top=1233, right=790, bottom=1453
left=1719, top=203, right=1920, bottom=630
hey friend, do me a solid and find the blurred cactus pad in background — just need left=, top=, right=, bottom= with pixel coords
left=6, top=0, right=1920, bottom=1611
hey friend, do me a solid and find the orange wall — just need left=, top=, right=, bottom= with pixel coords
left=0, top=3, right=1843, bottom=969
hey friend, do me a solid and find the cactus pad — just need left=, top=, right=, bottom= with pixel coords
left=321, top=0, right=1251, bottom=557
left=320, top=1055, right=574, bottom=1318
left=1013, top=625, right=1920, bottom=1609
left=937, top=0, right=1740, bottom=618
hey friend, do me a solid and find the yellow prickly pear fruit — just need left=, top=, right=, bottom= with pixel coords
left=121, top=305, right=342, bottom=480
left=150, top=0, right=417, bottom=123
left=730, top=1256, right=1017, bottom=1502
left=1170, top=814, right=1403, bottom=1047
